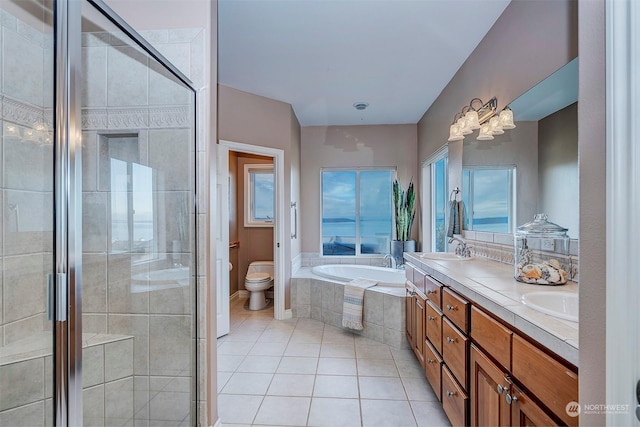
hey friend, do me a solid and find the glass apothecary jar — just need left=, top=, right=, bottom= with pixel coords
left=514, top=213, right=570, bottom=285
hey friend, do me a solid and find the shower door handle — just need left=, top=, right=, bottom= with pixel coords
left=46, top=274, right=54, bottom=321
left=291, top=201, right=297, bottom=239
left=47, top=273, right=67, bottom=321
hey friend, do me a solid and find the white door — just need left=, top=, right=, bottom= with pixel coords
left=216, top=146, right=230, bottom=337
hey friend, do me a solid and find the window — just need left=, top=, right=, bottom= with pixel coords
left=462, top=166, right=515, bottom=233
left=321, top=168, right=394, bottom=256
left=432, top=155, right=448, bottom=252
left=245, top=164, right=274, bottom=227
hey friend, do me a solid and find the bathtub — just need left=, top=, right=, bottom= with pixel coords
left=311, top=264, right=406, bottom=287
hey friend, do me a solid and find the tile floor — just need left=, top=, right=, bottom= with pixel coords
left=217, top=297, right=450, bottom=427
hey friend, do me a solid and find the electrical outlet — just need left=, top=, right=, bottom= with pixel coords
left=542, top=238, right=555, bottom=251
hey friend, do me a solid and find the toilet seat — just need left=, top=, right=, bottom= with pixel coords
left=246, top=272, right=271, bottom=282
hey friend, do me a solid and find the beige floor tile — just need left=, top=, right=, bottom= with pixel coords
left=359, top=376, right=407, bottom=400
left=218, top=394, right=263, bottom=424
left=236, top=355, right=282, bottom=374
left=361, top=399, right=417, bottom=427
left=394, top=357, right=425, bottom=378
left=217, top=371, right=233, bottom=392
left=355, top=344, right=393, bottom=359
left=217, top=354, right=245, bottom=373
left=284, top=342, right=321, bottom=357
left=217, top=341, right=255, bottom=356
left=410, top=400, right=451, bottom=427
left=313, top=375, right=359, bottom=398
left=402, top=376, right=439, bottom=401
left=320, top=343, right=356, bottom=358
left=249, top=341, right=288, bottom=357
left=316, top=357, right=357, bottom=376
left=276, top=357, right=318, bottom=375
left=267, top=373, right=315, bottom=397
left=253, top=396, right=311, bottom=426
left=220, top=372, right=273, bottom=395
left=357, top=358, right=399, bottom=377
left=307, top=397, right=361, bottom=427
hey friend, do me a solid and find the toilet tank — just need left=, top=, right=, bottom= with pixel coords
left=247, top=260, right=274, bottom=276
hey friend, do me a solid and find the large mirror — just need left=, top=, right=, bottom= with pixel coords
left=462, top=58, right=579, bottom=238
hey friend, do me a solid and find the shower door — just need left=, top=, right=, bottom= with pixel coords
left=0, top=0, right=197, bottom=425
left=80, top=1, right=197, bottom=426
left=0, top=1, right=55, bottom=426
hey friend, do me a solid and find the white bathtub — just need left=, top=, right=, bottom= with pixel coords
left=311, top=264, right=406, bottom=287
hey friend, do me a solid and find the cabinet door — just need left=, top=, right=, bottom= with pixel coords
left=509, top=384, right=559, bottom=427
left=414, top=293, right=426, bottom=366
left=470, top=344, right=511, bottom=427
left=406, top=287, right=415, bottom=347
left=426, top=300, right=443, bottom=355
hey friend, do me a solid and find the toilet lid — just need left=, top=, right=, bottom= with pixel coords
left=246, top=272, right=271, bottom=282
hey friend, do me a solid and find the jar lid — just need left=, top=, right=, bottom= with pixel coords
left=515, top=213, right=568, bottom=237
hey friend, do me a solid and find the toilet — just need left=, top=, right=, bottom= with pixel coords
left=245, top=260, right=274, bottom=310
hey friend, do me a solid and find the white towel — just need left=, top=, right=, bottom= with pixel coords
left=342, top=277, right=378, bottom=330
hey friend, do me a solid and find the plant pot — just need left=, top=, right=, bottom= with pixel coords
left=390, top=240, right=416, bottom=267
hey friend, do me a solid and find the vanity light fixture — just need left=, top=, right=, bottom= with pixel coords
left=447, top=97, right=516, bottom=142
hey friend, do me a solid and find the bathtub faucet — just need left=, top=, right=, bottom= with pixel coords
left=384, top=254, right=397, bottom=269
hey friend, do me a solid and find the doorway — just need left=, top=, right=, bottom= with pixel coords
left=217, top=141, right=286, bottom=338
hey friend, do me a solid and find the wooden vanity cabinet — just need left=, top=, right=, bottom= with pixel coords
left=510, top=383, right=560, bottom=427
left=405, top=284, right=414, bottom=347
left=413, top=291, right=426, bottom=367
left=470, top=344, right=511, bottom=427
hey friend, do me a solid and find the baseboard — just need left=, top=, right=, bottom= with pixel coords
left=212, top=418, right=221, bottom=427
left=230, top=290, right=249, bottom=300
left=283, top=309, right=293, bottom=319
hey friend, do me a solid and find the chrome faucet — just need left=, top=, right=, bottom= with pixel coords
left=384, top=254, right=397, bottom=269
left=448, top=236, right=471, bottom=258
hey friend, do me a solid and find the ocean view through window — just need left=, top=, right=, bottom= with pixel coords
left=321, top=168, right=394, bottom=256
left=462, top=167, right=515, bottom=233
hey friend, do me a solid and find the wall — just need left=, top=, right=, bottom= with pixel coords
left=218, top=84, right=301, bottom=308
left=234, top=153, right=274, bottom=291
left=300, top=125, right=418, bottom=254
left=462, top=122, right=539, bottom=228
left=417, top=0, right=578, bottom=199
left=538, top=102, right=578, bottom=237
left=578, top=0, right=605, bottom=424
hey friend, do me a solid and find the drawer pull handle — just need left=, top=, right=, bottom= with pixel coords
left=446, top=304, right=456, bottom=311
left=497, top=384, right=507, bottom=394
left=446, top=337, right=456, bottom=344
left=446, top=390, right=457, bottom=397
left=427, top=358, right=434, bottom=364
left=427, top=290, right=435, bottom=294
left=505, top=393, right=518, bottom=405
left=428, top=316, right=435, bottom=321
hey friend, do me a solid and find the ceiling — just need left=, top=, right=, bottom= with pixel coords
left=218, top=0, right=511, bottom=127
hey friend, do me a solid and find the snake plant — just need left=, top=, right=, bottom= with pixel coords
left=393, top=179, right=415, bottom=241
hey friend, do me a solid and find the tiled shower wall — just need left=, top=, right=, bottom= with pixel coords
left=0, top=8, right=53, bottom=349
left=80, top=29, right=204, bottom=426
left=0, top=8, right=209, bottom=425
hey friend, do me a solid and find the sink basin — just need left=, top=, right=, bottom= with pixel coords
left=521, top=291, right=578, bottom=322
left=420, top=252, right=473, bottom=261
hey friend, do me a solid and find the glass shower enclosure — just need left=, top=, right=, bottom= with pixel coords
left=0, top=0, right=198, bottom=425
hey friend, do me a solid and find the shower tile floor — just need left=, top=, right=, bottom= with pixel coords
left=217, top=297, right=450, bottom=427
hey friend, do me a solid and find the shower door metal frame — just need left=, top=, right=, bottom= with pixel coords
left=54, top=0, right=197, bottom=424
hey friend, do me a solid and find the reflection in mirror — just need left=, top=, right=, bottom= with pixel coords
left=462, top=166, right=515, bottom=233
left=462, top=58, right=578, bottom=238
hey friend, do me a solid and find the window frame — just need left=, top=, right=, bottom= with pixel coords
left=320, top=166, right=396, bottom=257
left=462, top=165, right=516, bottom=233
left=430, top=154, right=449, bottom=252
left=244, top=163, right=275, bottom=227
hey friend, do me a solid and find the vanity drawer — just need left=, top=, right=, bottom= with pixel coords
left=425, top=275, right=443, bottom=309
left=471, top=306, right=512, bottom=370
left=405, top=263, right=415, bottom=284
left=426, top=300, right=443, bottom=355
left=512, top=334, right=578, bottom=427
left=442, top=317, right=469, bottom=388
left=414, top=266, right=428, bottom=295
left=442, top=365, right=468, bottom=427
left=424, top=340, right=443, bottom=401
left=443, top=288, right=470, bottom=333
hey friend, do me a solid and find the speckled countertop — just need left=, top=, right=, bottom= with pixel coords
left=404, top=252, right=579, bottom=367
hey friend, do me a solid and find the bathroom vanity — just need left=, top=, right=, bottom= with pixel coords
left=404, top=253, right=578, bottom=427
